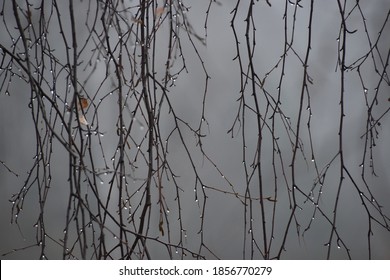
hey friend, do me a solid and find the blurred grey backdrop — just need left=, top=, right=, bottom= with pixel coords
left=1, top=0, right=390, bottom=259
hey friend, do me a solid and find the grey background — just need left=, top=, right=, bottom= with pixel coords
left=1, top=0, right=390, bottom=259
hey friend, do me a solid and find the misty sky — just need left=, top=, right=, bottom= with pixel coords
left=1, top=0, right=389, bottom=259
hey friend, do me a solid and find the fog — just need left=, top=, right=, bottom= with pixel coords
left=1, top=0, right=389, bottom=259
